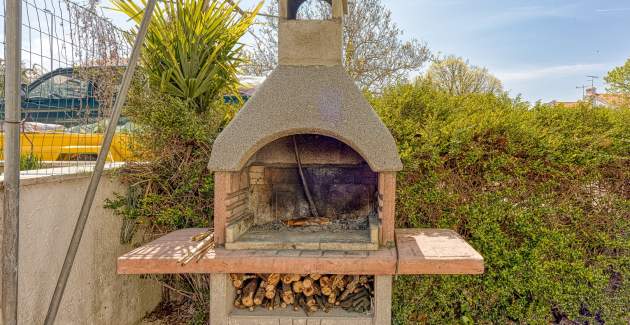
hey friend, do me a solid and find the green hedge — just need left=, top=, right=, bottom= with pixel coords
left=370, top=81, right=629, bottom=324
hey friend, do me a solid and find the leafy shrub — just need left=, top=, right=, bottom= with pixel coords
left=105, top=1, right=259, bottom=321
left=107, top=0, right=258, bottom=239
left=20, top=152, right=42, bottom=171
left=371, top=80, right=629, bottom=324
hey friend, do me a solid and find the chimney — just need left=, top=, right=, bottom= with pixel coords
left=208, top=0, right=401, bottom=173
left=278, top=0, right=347, bottom=66
left=586, top=87, right=597, bottom=97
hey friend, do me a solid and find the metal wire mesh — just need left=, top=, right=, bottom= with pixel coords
left=1, top=0, right=131, bottom=176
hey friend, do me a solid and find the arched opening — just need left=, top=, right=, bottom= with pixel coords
left=225, top=134, right=379, bottom=250
left=287, top=0, right=333, bottom=20
left=246, top=134, right=377, bottom=223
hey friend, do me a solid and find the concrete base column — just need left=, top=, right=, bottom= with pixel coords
left=210, top=274, right=392, bottom=325
left=209, top=274, right=232, bottom=325
left=373, top=275, right=392, bottom=325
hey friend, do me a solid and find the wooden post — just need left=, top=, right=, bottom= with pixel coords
left=2, top=0, right=22, bottom=323
left=378, top=172, right=396, bottom=246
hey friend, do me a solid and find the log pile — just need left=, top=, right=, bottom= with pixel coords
left=231, top=273, right=374, bottom=314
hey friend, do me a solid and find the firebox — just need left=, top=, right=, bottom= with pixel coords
left=219, top=134, right=384, bottom=250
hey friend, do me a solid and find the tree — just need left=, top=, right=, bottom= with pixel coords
left=425, top=55, right=503, bottom=96
left=243, top=0, right=431, bottom=91
left=605, top=59, right=630, bottom=94
left=112, top=0, right=261, bottom=111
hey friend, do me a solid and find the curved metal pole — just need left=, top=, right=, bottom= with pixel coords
left=43, top=0, right=157, bottom=323
left=2, top=0, right=22, bottom=324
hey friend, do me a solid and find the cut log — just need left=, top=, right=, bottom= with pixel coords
left=284, top=217, right=331, bottom=227
left=327, top=292, right=337, bottom=305
left=281, top=274, right=301, bottom=284
left=332, top=274, right=345, bottom=291
left=292, top=280, right=304, bottom=294
left=231, top=273, right=375, bottom=313
left=230, top=274, right=254, bottom=289
left=320, top=276, right=332, bottom=296
left=254, top=280, right=267, bottom=305
left=241, top=279, right=258, bottom=307
left=234, top=291, right=244, bottom=309
left=339, top=275, right=360, bottom=301
left=274, top=292, right=281, bottom=310
left=281, top=282, right=295, bottom=305
left=298, top=296, right=307, bottom=313
left=267, top=273, right=281, bottom=288
left=302, top=277, right=313, bottom=289
left=265, top=286, right=276, bottom=300
left=306, top=296, right=318, bottom=313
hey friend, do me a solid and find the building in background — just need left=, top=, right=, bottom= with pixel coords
left=549, top=87, right=629, bottom=108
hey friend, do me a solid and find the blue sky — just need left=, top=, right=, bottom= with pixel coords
left=101, top=0, right=630, bottom=103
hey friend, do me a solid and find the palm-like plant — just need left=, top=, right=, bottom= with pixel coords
left=112, top=0, right=262, bottom=112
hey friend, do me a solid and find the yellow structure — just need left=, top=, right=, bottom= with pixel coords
left=0, top=132, right=135, bottom=162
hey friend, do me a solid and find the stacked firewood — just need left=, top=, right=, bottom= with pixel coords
left=230, top=273, right=374, bottom=314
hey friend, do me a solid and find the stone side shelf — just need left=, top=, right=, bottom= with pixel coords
left=118, top=228, right=397, bottom=275
left=395, top=228, right=484, bottom=275
left=118, top=228, right=483, bottom=276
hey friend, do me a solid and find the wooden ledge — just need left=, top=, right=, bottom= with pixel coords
left=395, top=228, right=484, bottom=275
left=117, top=228, right=484, bottom=276
left=118, top=228, right=397, bottom=275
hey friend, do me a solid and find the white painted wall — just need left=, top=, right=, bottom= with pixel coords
left=0, top=168, right=161, bottom=324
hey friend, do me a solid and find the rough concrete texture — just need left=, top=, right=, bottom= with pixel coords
left=0, top=170, right=161, bottom=324
left=207, top=65, right=403, bottom=172
left=373, top=276, right=392, bottom=325
left=280, top=0, right=346, bottom=19
left=248, top=135, right=364, bottom=166
left=279, top=19, right=342, bottom=66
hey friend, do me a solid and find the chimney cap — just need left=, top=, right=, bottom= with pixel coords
left=280, top=0, right=348, bottom=19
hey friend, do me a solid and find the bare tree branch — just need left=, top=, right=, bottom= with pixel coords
left=425, top=55, right=503, bottom=96
left=242, top=0, right=431, bottom=92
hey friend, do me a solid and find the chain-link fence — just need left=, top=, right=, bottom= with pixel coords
left=1, top=0, right=132, bottom=176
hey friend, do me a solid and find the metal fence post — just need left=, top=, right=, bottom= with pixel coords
left=2, top=0, right=22, bottom=323
left=43, top=0, right=157, bottom=323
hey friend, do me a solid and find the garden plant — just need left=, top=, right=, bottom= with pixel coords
left=106, top=1, right=629, bottom=324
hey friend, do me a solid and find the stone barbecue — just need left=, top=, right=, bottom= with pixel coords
left=117, top=1, right=484, bottom=324
left=207, top=0, right=402, bottom=252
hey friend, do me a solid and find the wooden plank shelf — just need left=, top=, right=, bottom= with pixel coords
left=117, top=228, right=483, bottom=276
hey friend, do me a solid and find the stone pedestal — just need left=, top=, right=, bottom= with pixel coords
left=209, top=274, right=392, bottom=325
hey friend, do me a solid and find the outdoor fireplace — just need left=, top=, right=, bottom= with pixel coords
left=205, top=0, right=401, bottom=320
left=207, top=0, right=403, bottom=251
left=222, top=134, right=381, bottom=251
left=117, top=1, right=484, bottom=324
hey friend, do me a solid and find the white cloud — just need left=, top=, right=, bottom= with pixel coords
left=596, top=8, right=630, bottom=13
left=495, top=63, right=608, bottom=82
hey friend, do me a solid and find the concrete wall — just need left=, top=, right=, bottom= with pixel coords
left=0, top=167, right=161, bottom=324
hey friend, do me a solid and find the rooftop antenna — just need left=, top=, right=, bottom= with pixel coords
left=586, top=75, right=599, bottom=89
left=576, top=85, right=587, bottom=99
left=586, top=75, right=599, bottom=108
